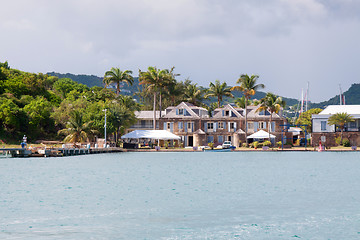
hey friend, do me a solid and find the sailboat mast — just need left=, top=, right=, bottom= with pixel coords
left=339, top=84, right=343, bottom=105
left=306, top=82, right=309, bottom=111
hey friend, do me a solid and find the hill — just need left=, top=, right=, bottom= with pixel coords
left=311, top=83, right=360, bottom=109
left=48, top=72, right=299, bottom=106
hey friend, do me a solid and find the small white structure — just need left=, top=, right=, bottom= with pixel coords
left=247, top=130, right=276, bottom=139
left=312, top=105, right=360, bottom=133
left=121, top=130, right=181, bottom=140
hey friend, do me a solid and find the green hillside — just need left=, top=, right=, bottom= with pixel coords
left=311, top=83, right=360, bottom=108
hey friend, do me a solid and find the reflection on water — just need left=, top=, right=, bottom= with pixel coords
left=1, top=152, right=360, bottom=239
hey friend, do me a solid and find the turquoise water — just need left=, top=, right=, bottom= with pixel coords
left=1, top=152, right=359, bottom=239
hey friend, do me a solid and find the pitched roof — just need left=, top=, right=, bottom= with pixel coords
left=212, top=104, right=244, bottom=118
left=319, top=105, right=360, bottom=115
left=162, top=102, right=208, bottom=119
left=135, top=111, right=165, bottom=119
left=246, top=106, right=282, bottom=119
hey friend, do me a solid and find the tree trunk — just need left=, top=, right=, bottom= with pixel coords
left=245, top=99, right=248, bottom=146
left=340, top=128, right=343, bottom=144
left=159, top=91, right=162, bottom=119
left=116, top=82, right=120, bottom=95
left=269, top=114, right=273, bottom=148
left=153, top=92, right=157, bottom=130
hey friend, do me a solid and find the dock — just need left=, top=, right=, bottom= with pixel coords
left=0, top=147, right=124, bottom=158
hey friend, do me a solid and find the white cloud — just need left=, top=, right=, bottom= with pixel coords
left=1, top=0, right=360, bottom=101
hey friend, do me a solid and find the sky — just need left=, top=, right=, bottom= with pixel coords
left=1, top=0, right=360, bottom=102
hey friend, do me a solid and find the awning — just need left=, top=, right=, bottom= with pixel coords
left=121, top=130, right=181, bottom=140
left=247, top=130, right=275, bottom=139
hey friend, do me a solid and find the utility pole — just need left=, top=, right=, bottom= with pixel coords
left=103, top=109, right=107, bottom=148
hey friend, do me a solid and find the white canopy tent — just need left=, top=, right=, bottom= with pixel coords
left=247, top=130, right=275, bottom=139
left=121, top=130, right=181, bottom=140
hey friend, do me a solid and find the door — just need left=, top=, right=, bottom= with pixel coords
left=188, top=136, right=194, bottom=147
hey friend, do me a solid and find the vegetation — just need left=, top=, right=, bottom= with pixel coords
left=295, top=108, right=323, bottom=133
left=327, top=112, right=354, bottom=142
left=257, top=92, right=285, bottom=145
left=0, top=61, right=138, bottom=144
left=231, top=74, right=265, bottom=145
left=139, top=66, right=177, bottom=129
left=58, top=111, right=99, bottom=146
left=103, top=68, right=134, bottom=95
left=205, top=80, right=233, bottom=107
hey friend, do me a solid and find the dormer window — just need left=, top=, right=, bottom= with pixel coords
left=225, top=110, right=230, bottom=116
left=178, top=108, right=184, bottom=115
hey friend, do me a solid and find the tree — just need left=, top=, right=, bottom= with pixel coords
left=295, top=108, right=322, bottom=133
left=53, top=78, right=88, bottom=99
left=235, top=96, right=252, bottom=109
left=23, top=96, right=55, bottom=138
left=231, top=74, right=265, bottom=145
left=139, top=66, right=174, bottom=129
left=184, top=83, right=204, bottom=106
left=58, top=111, right=98, bottom=146
left=256, top=93, right=286, bottom=144
left=205, top=80, right=233, bottom=107
left=103, top=68, right=134, bottom=95
left=327, top=112, right=355, bottom=143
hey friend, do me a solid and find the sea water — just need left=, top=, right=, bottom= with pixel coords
left=0, top=152, right=359, bottom=239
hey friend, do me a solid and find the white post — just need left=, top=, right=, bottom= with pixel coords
left=103, top=109, right=107, bottom=148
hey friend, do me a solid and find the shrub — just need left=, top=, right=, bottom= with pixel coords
left=335, top=136, right=341, bottom=146
left=208, top=142, right=214, bottom=149
left=242, top=142, right=247, bottom=148
left=257, top=142, right=263, bottom=148
left=263, top=140, right=271, bottom=147
left=342, top=138, right=350, bottom=147
left=253, top=141, right=259, bottom=149
left=276, top=141, right=282, bottom=147
left=238, top=140, right=242, bottom=147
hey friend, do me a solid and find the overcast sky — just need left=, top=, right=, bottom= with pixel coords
left=1, top=0, right=360, bottom=102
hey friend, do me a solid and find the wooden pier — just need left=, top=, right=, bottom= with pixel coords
left=0, top=147, right=124, bottom=158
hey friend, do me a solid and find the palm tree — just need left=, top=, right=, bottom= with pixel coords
left=256, top=92, right=285, bottom=145
left=109, top=103, right=137, bottom=142
left=231, top=74, right=265, bottom=145
left=205, top=80, right=233, bottom=107
left=139, top=66, right=174, bottom=129
left=166, top=80, right=185, bottom=106
left=235, top=96, right=252, bottom=109
left=328, top=112, right=354, bottom=143
left=184, top=83, right=204, bottom=106
left=58, top=111, right=98, bottom=147
left=103, top=68, right=134, bottom=95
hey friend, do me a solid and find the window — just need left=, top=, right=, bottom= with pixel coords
left=321, top=121, right=327, bottom=131
left=218, top=122, right=224, bottom=129
left=350, top=121, right=356, bottom=128
left=218, top=135, right=223, bottom=143
left=230, top=122, right=235, bottom=129
left=207, top=122, right=214, bottom=130
left=178, top=108, right=184, bottom=115
left=259, top=122, right=266, bottom=129
left=207, top=136, right=214, bottom=143
left=225, top=110, right=230, bottom=116
left=167, top=122, right=171, bottom=129
left=247, top=122, right=254, bottom=130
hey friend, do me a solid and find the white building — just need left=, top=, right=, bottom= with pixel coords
left=312, top=105, right=360, bottom=133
